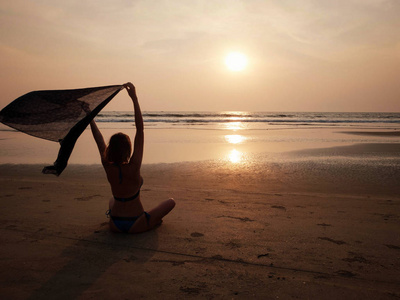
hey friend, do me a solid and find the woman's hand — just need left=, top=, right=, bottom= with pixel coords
left=123, top=82, right=137, bottom=100
left=123, top=82, right=134, bottom=90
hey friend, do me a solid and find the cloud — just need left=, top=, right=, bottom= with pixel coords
left=1, top=0, right=399, bottom=111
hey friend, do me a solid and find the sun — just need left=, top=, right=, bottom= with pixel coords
left=225, top=52, right=248, bottom=72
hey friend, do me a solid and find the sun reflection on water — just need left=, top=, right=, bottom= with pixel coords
left=225, top=122, right=245, bottom=130
left=223, top=115, right=248, bottom=164
left=228, top=149, right=243, bottom=164
left=225, top=134, right=246, bottom=144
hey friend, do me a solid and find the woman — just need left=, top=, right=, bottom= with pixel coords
left=89, top=82, right=175, bottom=233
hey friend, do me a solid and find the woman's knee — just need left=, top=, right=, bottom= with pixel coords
left=167, top=198, right=176, bottom=209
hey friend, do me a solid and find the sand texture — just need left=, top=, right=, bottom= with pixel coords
left=0, top=143, right=400, bottom=299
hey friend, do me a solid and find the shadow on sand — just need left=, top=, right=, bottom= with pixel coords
left=28, top=226, right=159, bottom=299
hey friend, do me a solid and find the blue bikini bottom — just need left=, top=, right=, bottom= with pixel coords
left=106, top=210, right=151, bottom=233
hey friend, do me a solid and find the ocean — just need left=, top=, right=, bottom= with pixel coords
left=97, top=111, right=400, bottom=130
left=1, top=111, right=399, bottom=165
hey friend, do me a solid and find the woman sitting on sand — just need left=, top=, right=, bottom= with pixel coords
left=89, top=82, right=175, bottom=233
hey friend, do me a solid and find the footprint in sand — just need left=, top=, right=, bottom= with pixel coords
left=216, top=215, right=254, bottom=222
left=74, top=194, right=101, bottom=201
left=271, top=205, right=286, bottom=211
left=191, top=232, right=204, bottom=237
left=386, top=244, right=400, bottom=250
left=225, top=240, right=241, bottom=249
left=180, top=286, right=202, bottom=295
left=343, top=252, right=369, bottom=264
left=318, top=237, right=346, bottom=245
left=257, top=253, right=269, bottom=259
left=335, top=270, right=357, bottom=278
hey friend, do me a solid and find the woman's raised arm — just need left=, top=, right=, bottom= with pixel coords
left=124, top=83, right=144, bottom=168
left=89, top=120, right=107, bottom=162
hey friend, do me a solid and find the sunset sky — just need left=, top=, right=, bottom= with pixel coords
left=1, top=0, right=399, bottom=112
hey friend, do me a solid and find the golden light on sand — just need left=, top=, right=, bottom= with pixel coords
left=225, top=52, right=248, bottom=71
left=225, top=134, right=246, bottom=144
left=228, top=149, right=243, bottom=163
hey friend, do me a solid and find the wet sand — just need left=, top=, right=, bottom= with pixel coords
left=0, top=142, right=400, bottom=299
left=340, top=131, right=400, bottom=137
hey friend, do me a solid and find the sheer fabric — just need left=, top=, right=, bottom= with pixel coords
left=0, top=85, right=123, bottom=175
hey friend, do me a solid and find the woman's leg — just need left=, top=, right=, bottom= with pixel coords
left=131, top=198, right=175, bottom=233
left=147, top=198, right=176, bottom=227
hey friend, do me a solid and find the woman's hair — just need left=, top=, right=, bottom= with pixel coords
left=105, top=133, right=132, bottom=164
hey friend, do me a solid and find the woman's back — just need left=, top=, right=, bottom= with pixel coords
left=103, top=162, right=142, bottom=198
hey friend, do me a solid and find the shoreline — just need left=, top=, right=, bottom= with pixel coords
left=1, top=127, right=400, bottom=165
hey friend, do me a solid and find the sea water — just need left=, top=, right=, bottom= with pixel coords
left=0, top=112, right=399, bottom=165
left=97, top=111, right=400, bottom=130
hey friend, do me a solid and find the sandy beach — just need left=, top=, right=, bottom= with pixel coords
left=0, top=138, right=399, bottom=299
